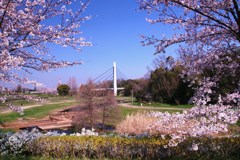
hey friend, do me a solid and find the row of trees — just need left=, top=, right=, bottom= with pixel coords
left=0, top=0, right=239, bottom=151
left=3, top=0, right=237, bottom=107
left=138, top=0, right=240, bottom=106
left=121, top=52, right=239, bottom=105
left=0, top=0, right=239, bottom=143
left=120, top=57, right=193, bottom=104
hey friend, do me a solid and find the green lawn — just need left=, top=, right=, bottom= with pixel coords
left=0, top=99, right=37, bottom=108
left=47, top=96, right=75, bottom=102
left=119, top=105, right=180, bottom=118
left=0, top=102, right=77, bottom=123
left=0, top=103, right=180, bottom=123
left=0, top=94, right=75, bottom=108
left=133, top=101, right=193, bottom=108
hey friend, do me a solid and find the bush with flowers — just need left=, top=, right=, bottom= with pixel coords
left=26, top=135, right=240, bottom=159
left=117, top=94, right=240, bottom=148
left=0, top=127, right=98, bottom=156
left=0, top=124, right=240, bottom=159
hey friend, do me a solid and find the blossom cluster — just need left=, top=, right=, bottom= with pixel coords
left=7, top=103, right=24, bottom=115
left=0, top=93, right=46, bottom=114
left=139, top=0, right=239, bottom=53
left=147, top=95, right=240, bottom=147
left=137, top=1, right=240, bottom=147
left=0, top=128, right=45, bottom=155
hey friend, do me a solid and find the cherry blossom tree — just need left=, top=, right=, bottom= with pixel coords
left=0, top=0, right=91, bottom=113
left=137, top=0, right=240, bottom=147
left=0, top=0, right=91, bottom=89
left=138, top=0, right=240, bottom=104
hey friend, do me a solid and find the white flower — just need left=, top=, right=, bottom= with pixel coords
left=191, top=143, right=199, bottom=151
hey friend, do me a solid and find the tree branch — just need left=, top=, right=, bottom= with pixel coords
left=0, top=0, right=11, bottom=29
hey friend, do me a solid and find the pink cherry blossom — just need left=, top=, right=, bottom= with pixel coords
left=0, top=0, right=91, bottom=112
left=138, top=0, right=240, bottom=146
left=0, top=0, right=91, bottom=86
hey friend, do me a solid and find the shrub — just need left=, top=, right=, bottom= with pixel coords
left=27, top=136, right=240, bottom=159
left=0, top=128, right=44, bottom=155
left=27, top=136, right=168, bottom=159
left=0, top=128, right=98, bottom=156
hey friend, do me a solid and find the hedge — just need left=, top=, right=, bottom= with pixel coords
left=27, top=136, right=240, bottom=160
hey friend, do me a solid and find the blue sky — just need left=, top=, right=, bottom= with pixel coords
left=28, top=0, right=177, bottom=89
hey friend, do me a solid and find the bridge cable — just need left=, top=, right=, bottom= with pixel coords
left=93, top=67, right=113, bottom=82
left=95, top=70, right=113, bottom=83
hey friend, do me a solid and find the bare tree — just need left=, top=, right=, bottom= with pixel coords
left=76, top=80, right=96, bottom=129
left=67, top=77, right=78, bottom=96
left=73, top=80, right=118, bottom=131
left=97, top=86, right=118, bottom=130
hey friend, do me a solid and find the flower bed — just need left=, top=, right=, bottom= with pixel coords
left=27, top=136, right=240, bottom=159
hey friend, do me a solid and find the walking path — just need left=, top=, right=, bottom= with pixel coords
left=118, top=103, right=188, bottom=111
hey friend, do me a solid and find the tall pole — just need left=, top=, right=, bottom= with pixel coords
left=131, top=90, right=133, bottom=104
left=113, top=62, right=117, bottom=96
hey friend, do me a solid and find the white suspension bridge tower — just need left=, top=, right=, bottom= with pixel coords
left=93, top=62, right=125, bottom=96
left=113, top=62, right=117, bottom=96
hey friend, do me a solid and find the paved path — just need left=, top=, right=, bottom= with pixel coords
left=0, top=100, right=76, bottom=114
left=118, top=103, right=188, bottom=111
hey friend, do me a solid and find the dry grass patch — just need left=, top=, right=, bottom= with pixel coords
left=116, top=112, right=158, bottom=135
